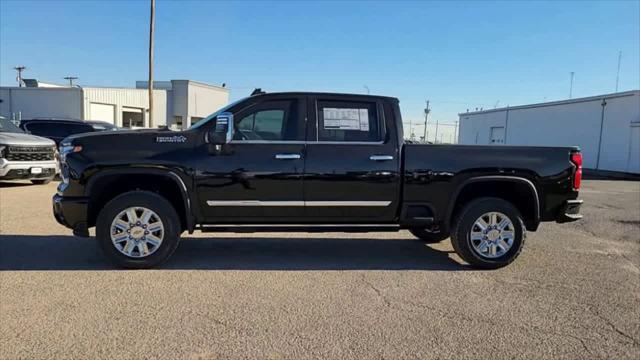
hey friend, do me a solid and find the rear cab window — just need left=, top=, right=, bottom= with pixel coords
left=315, top=100, right=384, bottom=142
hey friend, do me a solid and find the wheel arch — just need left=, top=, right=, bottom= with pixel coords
left=85, top=168, right=195, bottom=232
left=447, top=176, right=540, bottom=231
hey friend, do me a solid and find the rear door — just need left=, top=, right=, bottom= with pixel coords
left=303, top=96, right=400, bottom=221
left=197, top=96, right=307, bottom=221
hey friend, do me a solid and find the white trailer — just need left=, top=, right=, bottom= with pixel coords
left=458, top=90, right=640, bottom=174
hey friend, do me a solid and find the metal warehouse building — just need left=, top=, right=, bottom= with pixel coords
left=458, top=90, right=640, bottom=174
left=0, top=79, right=229, bottom=130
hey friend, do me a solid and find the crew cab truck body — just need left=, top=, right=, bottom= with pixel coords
left=53, top=92, right=583, bottom=269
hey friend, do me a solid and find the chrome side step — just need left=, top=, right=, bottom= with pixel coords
left=198, top=224, right=402, bottom=233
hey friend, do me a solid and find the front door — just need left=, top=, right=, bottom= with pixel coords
left=303, top=96, right=401, bottom=221
left=197, top=97, right=307, bottom=222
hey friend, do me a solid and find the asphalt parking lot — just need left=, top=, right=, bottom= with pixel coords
left=0, top=180, right=638, bottom=359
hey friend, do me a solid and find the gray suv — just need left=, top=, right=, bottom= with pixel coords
left=0, top=117, right=57, bottom=184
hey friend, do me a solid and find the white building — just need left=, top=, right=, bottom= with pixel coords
left=135, top=80, right=229, bottom=129
left=458, top=90, right=640, bottom=174
left=0, top=79, right=229, bottom=129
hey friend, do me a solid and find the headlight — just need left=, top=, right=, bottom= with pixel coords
left=59, top=144, right=82, bottom=162
left=0, top=145, right=5, bottom=159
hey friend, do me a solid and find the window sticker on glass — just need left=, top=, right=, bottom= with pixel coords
left=323, top=108, right=369, bottom=131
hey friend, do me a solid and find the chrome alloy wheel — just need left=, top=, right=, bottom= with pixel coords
left=469, top=211, right=515, bottom=259
left=110, top=207, right=164, bottom=258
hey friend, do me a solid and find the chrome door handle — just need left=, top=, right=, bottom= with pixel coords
left=275, top=153, right=301, bottom=160
left=370, top=155, right=394, bottom=161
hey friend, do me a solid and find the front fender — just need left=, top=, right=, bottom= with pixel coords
left=85, top=166, right=197, bottom=232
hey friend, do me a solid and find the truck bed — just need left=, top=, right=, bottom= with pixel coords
left=401, top=144, right=579, bottom=228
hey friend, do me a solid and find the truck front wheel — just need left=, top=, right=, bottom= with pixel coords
left=96, top=191, right=181, bottom=269
left=450, top=197, right=525, bottom=269
left=409, top=228, right=449, bottom=243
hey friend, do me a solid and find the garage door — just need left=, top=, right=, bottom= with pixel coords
left=90, top=103, right=115, bottom=123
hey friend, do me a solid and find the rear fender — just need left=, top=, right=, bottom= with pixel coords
left=447, top=175, right=540, bottom=231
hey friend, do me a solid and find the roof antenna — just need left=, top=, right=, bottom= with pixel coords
left=251, top=88, right=265, bottom=96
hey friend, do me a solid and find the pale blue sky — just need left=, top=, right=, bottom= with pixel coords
left=1, top=0, right=639, bottom=130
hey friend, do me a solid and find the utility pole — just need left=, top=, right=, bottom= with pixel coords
left=615, top=50, right=622, bottom=92
left=423, top=100, right=430, bottom=143
left=13, top=66, right=26, bottom=87
left=569, top=71, right=574, bottom=99
left=363, top=85, right=370, bottom=95
left=63, top=76, right=78, bottom=86
left=434, top=117, right=439, bottom=144
left=454, top=120, right=459, bottom=144
left=148, top=0, right=155, bottom=128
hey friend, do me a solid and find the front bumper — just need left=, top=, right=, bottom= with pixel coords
left=556, top=199, right=583, bottom=223
left=53, top=194, right=90, bottom=237
left=0, top=159, right=58, bottom=180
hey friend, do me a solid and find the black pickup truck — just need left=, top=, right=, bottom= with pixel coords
left=53, top=92, right=583, bottom=269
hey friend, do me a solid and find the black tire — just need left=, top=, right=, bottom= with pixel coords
left=96, top=191, right=181, bottom=269
left=450, top=197, right=526, bottom=269
left=31, top=178, right=52, bottom=185
left=409, top=228, right=449, bottom=243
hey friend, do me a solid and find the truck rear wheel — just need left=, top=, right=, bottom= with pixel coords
left=96, top=191, right=181, bottom=269
left=450, top=197, right=525, bottom=269
left=409, top=228, right=449, bottom=243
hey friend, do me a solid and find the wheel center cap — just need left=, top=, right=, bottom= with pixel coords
left=487, top=229, right=501, bottom=241
left=131, top=226, right=145, bottom=239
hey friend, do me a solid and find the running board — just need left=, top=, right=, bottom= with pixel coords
left=198, top=224, right=402, bottom=233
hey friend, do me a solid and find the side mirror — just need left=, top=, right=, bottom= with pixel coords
left=206, top=112, right=234, bottom=145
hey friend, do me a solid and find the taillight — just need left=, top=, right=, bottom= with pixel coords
left=571, top=152, right=582, bottom=190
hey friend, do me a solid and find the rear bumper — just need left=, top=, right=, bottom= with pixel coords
left=556, top=199, right=583, bottom=223
left=53, top=194, right=90, bottom=237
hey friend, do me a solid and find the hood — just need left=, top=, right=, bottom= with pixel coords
left=64, top=127, right=174, bottom=143
left=62, top=127, right=196, bottom=158
left=0, top=132, right=56, bottom=147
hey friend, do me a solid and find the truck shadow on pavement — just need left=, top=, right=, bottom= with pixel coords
left=0, top=235, right=468, bottom=271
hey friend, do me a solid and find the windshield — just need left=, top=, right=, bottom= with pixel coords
left=188, top=97, right=247, bottom=130
left=0, top=118, right=24, bottom=133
